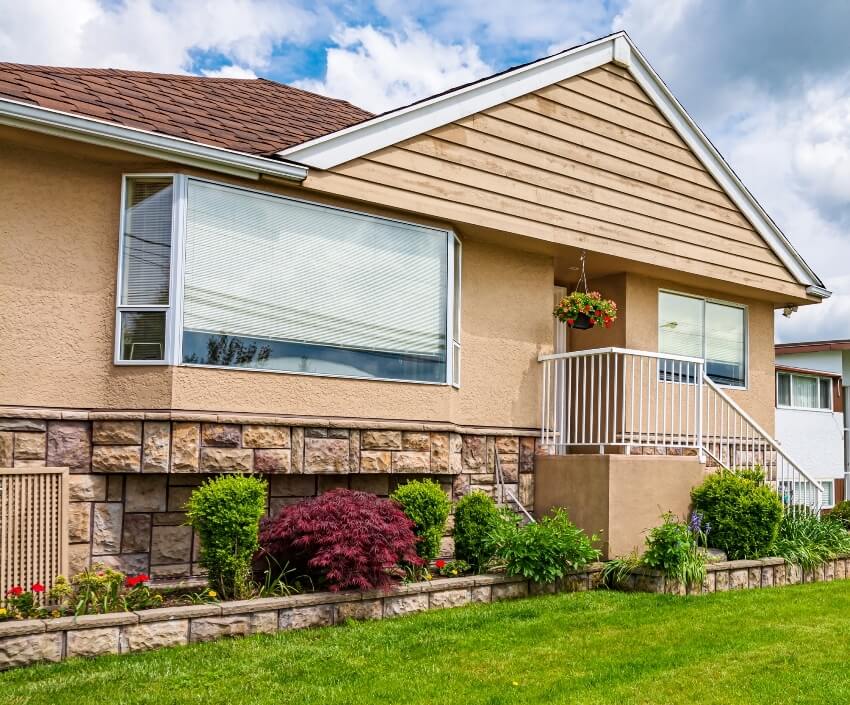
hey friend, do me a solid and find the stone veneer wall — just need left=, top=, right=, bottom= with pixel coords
left=0, top=411, right=539, bottom=579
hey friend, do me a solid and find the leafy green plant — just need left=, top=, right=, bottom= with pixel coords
left=553, top=290, right=617, bottom=328
left=66, top=565, right=161, bottom=615
left=828, top=500, right=850, bottom=529
left=691, top=468, right=783, bottom=559
left=487, top=509, right=600, bottom=583
left=642, top=512, right=707, bottom=587
left=185, top=475, right=268, bottom=599
left=390, top=479, right=451, bottom=561
left=433, top=559, right=471, bottom=577
left=770, top=508, right=850, bottom=570
left=453, top=491, right=501, bottom=571
left=600, top=551, right=641, bottom=588
left=1, top=583, right=47, bottom=620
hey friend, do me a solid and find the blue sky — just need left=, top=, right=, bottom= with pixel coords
left=2, top=0, right=850, bottom=342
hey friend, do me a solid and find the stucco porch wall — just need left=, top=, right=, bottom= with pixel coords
left=533, top=453, right=710, bottom=559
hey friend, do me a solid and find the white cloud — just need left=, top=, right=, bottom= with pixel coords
left=294, top=24, right=493, bottom=112
left=0, top=0, right=321, bottom=73
left=202, top=65, right=259, bottom=79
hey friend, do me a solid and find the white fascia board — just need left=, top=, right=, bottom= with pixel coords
left=278, top=33, right=625, bottom=169
left=0, top=96, right=307, bottom=182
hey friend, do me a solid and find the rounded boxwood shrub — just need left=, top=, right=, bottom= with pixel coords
left=690, top=469, right=783, bottom=559
left=829, top=500, right=850, bottom=529
left=453, top=491, right=501, bottom=571
left=185, top=475, right=267, bottom=599
left=259, top=489, right=420, bottom=591
left=390, top=479, right=451, bottom=561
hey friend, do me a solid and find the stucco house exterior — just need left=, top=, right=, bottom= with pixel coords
left=0, top=32, right=829, bottom=586
left=775, top=340, right=850, bottom=506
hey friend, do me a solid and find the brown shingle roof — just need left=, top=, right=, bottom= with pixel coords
left=0, top=63, right=374, bottom=155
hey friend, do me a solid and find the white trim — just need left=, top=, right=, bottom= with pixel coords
left=776, top=370, right=834, bottom=412
left=278, top=33, right=826, bottom=296
left=0, top=96, right=307, bottom=182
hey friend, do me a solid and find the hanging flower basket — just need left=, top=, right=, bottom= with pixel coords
left=554, top=290, right=618, bottom=329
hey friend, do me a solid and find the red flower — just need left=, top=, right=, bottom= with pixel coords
left=566, top=318, right=574, bottom=326
left=435, top=559, right=446, bottom=569
left=31, top=583, right=45, bottom=593
left=125, top=574, right=150, bottom=588
left=6, top=586, right=23, bottom=597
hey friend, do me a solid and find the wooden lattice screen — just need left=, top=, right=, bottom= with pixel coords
left=0, top=468, right=68, bottom=598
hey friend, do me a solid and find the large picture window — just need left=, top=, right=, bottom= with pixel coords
left=658, top=291, right=747, bottom=387
left=115, top=175, right=461, bottom=385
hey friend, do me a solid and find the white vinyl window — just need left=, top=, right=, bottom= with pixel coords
left=776, top=372, right=832, bottom=411
left=115, top=175, right=461, bottom=385
left=658, top=291, right=747, bottom=387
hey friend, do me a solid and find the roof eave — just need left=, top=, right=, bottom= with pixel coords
left=0, top=96, right=308, bottom=182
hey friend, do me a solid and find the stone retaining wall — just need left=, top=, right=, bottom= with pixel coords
left=620, top=555, right=850, bottom=595
left=0, top=568, right=603, bottom=671
left=0, top=411, right=539, bottom=579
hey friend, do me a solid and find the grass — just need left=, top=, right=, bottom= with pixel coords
left=5, top=583, right=850, bottom=705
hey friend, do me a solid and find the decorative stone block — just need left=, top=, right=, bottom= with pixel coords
left=68, top=474, right=106, bottom=502
left=98, top=553, right=149, bottom=575
left=142, top=422, right=170, bottom=473
left=836, top=559, right=846, bottom=580
left=563, top=573, right=590, bottom=592
left=122, top=514, right=152, bottom=553
left=305, top=427, right=328, bottom=438
left=328, top=429, right=349, bottom=440
left=774, top=563, right=786, bottom=585
left=787, top=564, right=802, bottom=584
left=335, top=599, right=382, bottom=622
left=825, top=561, right=835, bottom=582
left=361, top=430, right=402, bottom=450
left=384, top=593, right=429, bottom=617
left=495, top=436, right=519, bottom=454
left=350, top=475, right=390, bottom=495
left=291, top=427, right=304, bottom=473
left=254, top=449, right=291, bottom=473
left=92, top=503, right=123, bottom=555
left=470, top=586, right=491, bottom=603
left=279, top=605, right=333, bottom=630
left=201, top=424, right=242, bottom=447
left=392, top=451, right=430, bottom=473
left=167, top=486, right=193, bottom=512
left=92, top=421, right=142, bottom=446
left=499, top=456, right=519, bottom=483
left=518, top=474, right=534, bottom=506
left=360, top=450, right=391, bottom=473
left=270, top=475, right=316, bottom=497
left=462, top=436, right=485, bottom=470
left=664, top=579, right=685, bottom=596
left=125, top=475, right=167, bottom=512
left=47, top=421, right=91, bottom=471
left=429, top=589, right=470, bottom=609
left=317, top=476, right=348, bottom=493
left=107, top=476, right=124, bottom=501
left=304, top=438, right=349, bottom=473
left=251, top=611, right=279, bottom=635
left=171, top=423, right=200, bottom=472
left=14, top=432, right=45, bottom=460
left=519, top=437, right=535, bottom=473
left=242, top=425, right=290, bottom=449
left=348, top=429, right=360, bottom=473
left=714, top=571, right=729, bottom=592
left=200, top=447, right=253, bottom=472
left=190, top=615, right=251, bottom=642
left=729, top=569, right=748, bottom=590
left=0, top=633, right=62, bottom=669
left=748, top=568, right=761, bottom=588
left=452, top=473, right=470, bottom=497
left=13, top=459, right=46, bottom=468
left=0, top=432, right=11, bottom=466
left=701, top=571, right=716, bottom=594
left=151, top=525, right=193, bottom=565
left=68, top=543, right=91, bottom=574
left=760, top=567, right=774, bottom=588
left=492, top=581, right=528, bottom=601
left=92, top=445, right=141, bottom=473
left=66, top=627, right=120, bottom=658
left=68, top=502, right=92, bottom=543
left=430, top=433, right=450, bottom=472
left=121, top=620, right=188, bottom=652
left=401, top=432, right=430, bottom=451
left=0, top=419, right=47, bottom=432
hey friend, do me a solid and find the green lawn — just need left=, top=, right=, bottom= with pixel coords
left=4, top=583, right=850, bottom=705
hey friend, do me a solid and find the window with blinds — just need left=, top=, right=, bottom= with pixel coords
left=116, top=177, right=173, bottom=362
left=776, top=371, right=832, bottom=410
left=658, top=291, right=747, bottom=387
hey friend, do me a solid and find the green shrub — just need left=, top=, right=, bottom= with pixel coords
left=642, top=512, right=706, bottom=587
left=488, top=509, right=600, bottom=583
left=771, top=508, right=850, bottom=570
left=453, top=491, right=501, bottom=570
left=390, top=479, right=451, bottom=561
left=690, top=469, right=783, bottom=559
left=829, top=500, right=850, bottom=529
left=186, top=475, right=267, bottom=599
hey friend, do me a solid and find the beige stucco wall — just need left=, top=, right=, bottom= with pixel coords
left=534, top=454, right=709, bottom=558
left=0, top=129, right=553, bottom=428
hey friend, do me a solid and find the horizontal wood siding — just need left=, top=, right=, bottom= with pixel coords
left=305, top=63, right=802, bottom=298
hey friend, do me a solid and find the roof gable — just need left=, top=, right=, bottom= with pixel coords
left=281, top=33, right=826, bottom=297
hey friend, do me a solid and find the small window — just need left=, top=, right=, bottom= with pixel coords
left=776, top=372, right=832, bottom=410
left=822, top=480, right=835, bottom=508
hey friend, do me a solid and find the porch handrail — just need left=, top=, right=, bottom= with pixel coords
left=539, top=347, right=704, bottom=364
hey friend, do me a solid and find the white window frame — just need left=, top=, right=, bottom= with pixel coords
left=776, top=371, right=833, bottom=412
left=821, top=479, right=836, bottom=508
left=115, top=173, right=461, bottom=386
left=658, top=289, right=749, bottom=390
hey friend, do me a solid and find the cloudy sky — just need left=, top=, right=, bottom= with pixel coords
left=1, top=0, right=848, bottom=343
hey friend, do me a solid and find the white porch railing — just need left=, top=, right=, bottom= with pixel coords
left=539, top=347, right=824, bottom=511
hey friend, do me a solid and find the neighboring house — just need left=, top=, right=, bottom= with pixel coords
left=0, top=32, right=830, bottom=585
left=775, top=340, right=850, bottom=506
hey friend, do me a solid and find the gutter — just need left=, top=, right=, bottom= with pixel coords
left=806, top=285, right=832, bottom=300
left=0, top=96, right=307, bottom=182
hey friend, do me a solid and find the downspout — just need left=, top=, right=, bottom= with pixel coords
left=844, top=385, right=850, bottom=501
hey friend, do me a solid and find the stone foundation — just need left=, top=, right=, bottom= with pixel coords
left=0, top=410, right=539, bottom=579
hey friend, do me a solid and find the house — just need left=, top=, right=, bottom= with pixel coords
left=0, top=32, right=829, bottom=586
left=775, top=340, right=850, bottom=507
